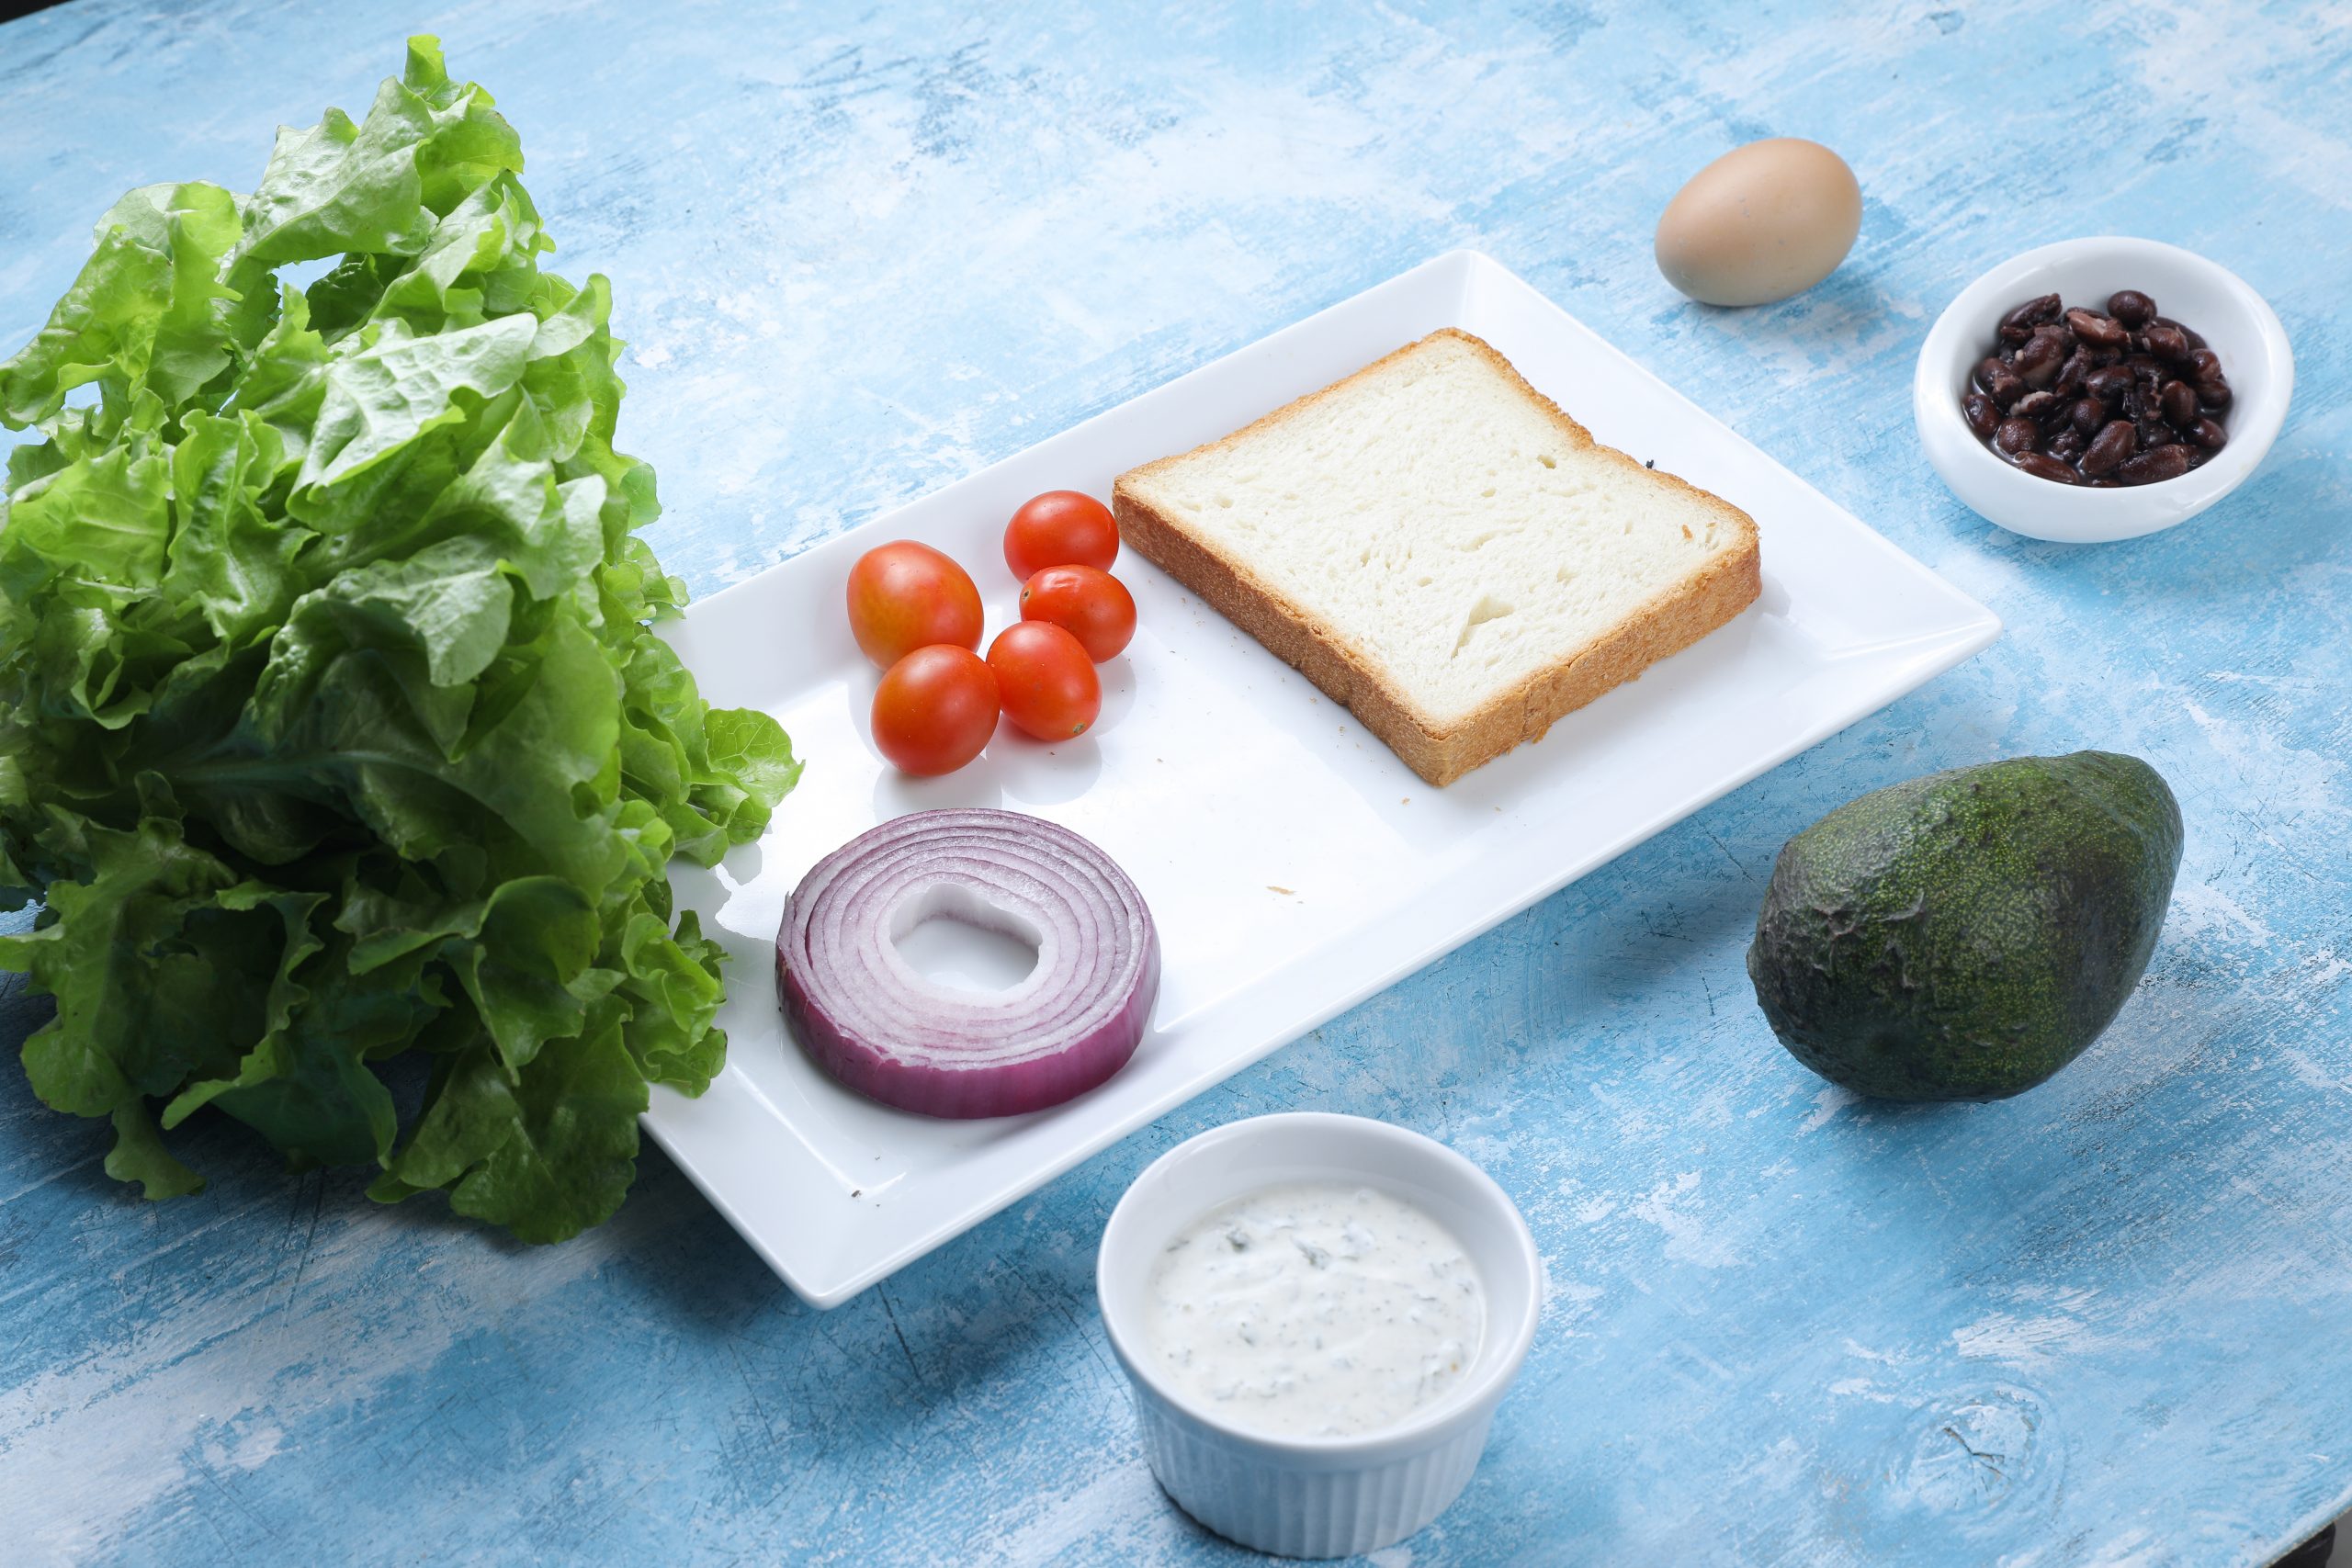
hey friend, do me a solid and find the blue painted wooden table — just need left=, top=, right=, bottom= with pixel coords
left=4, top=2, right=2349, bottom=1562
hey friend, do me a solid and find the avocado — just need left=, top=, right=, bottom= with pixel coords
left=1746, top=751, right=2182, bottom=1101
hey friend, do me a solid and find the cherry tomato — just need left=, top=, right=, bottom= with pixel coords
left=846, top=541, right=984, bottom=669
left=872, top=645, right=999, bottom=775
left=1019, top=565, right=1136, bottom=662
left=987, top=621, right=1101, bottom=741
left=1003, top=491, right=1118, bottom=581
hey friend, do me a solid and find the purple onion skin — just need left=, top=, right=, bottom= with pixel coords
left=778, top=935, right=1159, bottom=1119
left=775, top=808, right=1161, bottom=1119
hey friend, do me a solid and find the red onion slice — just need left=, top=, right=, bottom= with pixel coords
left=777, top=808, right=1159, bottom=1118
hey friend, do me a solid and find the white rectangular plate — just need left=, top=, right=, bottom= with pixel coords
left=647, top=252, right=2000, bottom=1307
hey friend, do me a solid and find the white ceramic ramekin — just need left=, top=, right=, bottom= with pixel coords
left=1096, top=1113, right=1542, bottom=1560
left=1913, top=236, right=2292, bottom=543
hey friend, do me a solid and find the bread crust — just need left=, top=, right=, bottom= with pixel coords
left=1113, top=329, right=1762, bottom=787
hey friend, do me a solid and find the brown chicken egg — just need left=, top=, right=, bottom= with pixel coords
left=1655, top=139, right=1861, bottom=307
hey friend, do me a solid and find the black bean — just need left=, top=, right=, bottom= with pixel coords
left=2064, top=309, right=2129, bottom=348
left=1965, top=288, right=2226, bottom=483
left=2159, top=379, right=2199, bottom=428
left=2011, top=389, right=2061, bottom=423
left=1998, top=293, right=2062, bottom=343
left=2081, top=419, right=2138, bottom=477
left=2052, top=350, right=2091, bottom=399
left=2115, top=445, right=2193, bottom=485
left=1974, top=356, right=2028, bottom=409
left=2013, top=452, right=2081, bottom=484
left=2014, top=326, right=2069, bottom=388
left=1962, top=391, right=2001, bottom=438
left=2085, top=366, right=2135, bottom=401
left=1994, top=417, right=2040, bottom=455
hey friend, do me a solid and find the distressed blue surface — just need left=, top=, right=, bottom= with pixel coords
left=2, top=1, right=2349, bottom=1563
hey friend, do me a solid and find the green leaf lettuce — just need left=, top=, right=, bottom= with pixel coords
left=0, top=37, right=798, bottom=1239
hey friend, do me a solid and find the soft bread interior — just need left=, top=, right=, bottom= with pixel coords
left=1120, top=332, right=1746, bottom=732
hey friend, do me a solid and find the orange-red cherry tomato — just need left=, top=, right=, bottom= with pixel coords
left=1002, top=491, right=1118, bottom=581
left=987, top=622, right=1101, bottom=741
left=846, top=541, right=984, bottom=669
left=1019, top=565, right=1136, bottom=662
left=871, top=645, right=999, bottom=775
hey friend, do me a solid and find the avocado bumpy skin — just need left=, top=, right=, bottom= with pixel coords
left=1746, top=752, right=2183, bottom=1101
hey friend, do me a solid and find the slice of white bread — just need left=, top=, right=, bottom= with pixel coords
left=1113, top=329, right=1761, bottom=786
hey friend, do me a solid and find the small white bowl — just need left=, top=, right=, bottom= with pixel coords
left=1096, top=1113, right=1541, bottom=1560
left=1913, top=236, right=2293, bottom=543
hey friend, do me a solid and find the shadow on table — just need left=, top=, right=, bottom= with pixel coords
left=1984, top=428, right=2344, bottom=594
left=0, top=976, right=142, bottom=1208
left=0, top=931, right=1098, bottom=1447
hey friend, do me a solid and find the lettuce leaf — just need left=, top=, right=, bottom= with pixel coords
left=0, top=37, right=797, bottom=1240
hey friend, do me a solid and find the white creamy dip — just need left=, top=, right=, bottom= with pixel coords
left=1143, top=1181, right=1485, bottom=1438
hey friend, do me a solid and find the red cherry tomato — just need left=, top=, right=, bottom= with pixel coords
left=1003, top=491, right=1118, bottom=581
left=871, top=645, right=999, bottom=775
left=1019, top=565, right=1136, bottom=662
left=846, top=541, right=984, bottom=669
left=987, top=622, right=1101, bottom=741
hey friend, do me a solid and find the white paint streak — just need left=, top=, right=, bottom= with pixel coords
left=2078, top=1524, right=2166, bottom=1568
left=1628, top=1172, right=1742, bottom=1269
left=973, top=1457, right=1174, bottom=1566
left=2279, top=1048, right=2350, bottom=1096
left=2167, top=880, right=2276, bottom=949
left=1951, top=1296, right=2126, bottom=1371
left=0, top=1190, right=685, bottom=1563
left=1953, top=1313, right=2080, bottom=1361
left=2125, top=0, right=2352, bottom=217
left=1826, top=1377, right=1905, bottom=1404
left=1799, top=1085, right=1859, bottom=1134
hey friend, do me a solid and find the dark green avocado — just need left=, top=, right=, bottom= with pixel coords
left=1746, top=751, right=2183, bottom=1101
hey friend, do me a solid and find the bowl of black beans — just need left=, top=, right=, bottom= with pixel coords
left=1914, top=237, right=2293, bottom=543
